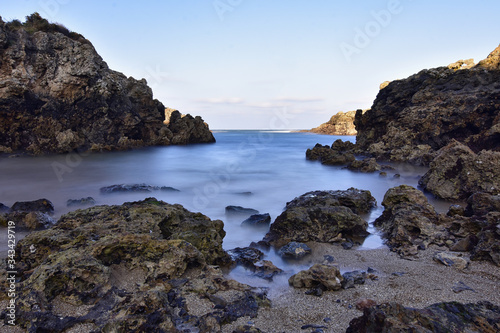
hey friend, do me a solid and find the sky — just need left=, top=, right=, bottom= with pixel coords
left=1, top=0, right=500, bottom=129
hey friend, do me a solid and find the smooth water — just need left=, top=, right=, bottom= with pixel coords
left=0, top=131, right=451, bottom=287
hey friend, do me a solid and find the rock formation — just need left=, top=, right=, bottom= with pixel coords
left=0, top=14, right=214, bottom=155
left=263, top=188, right=375, bottom=248
left=346, top=301, right=500, bottom=332
left=354, top=44, right=500, bottom=165
left=2, top=198, right=270, bottom=332
left=308, top=110, right=366, bottom=135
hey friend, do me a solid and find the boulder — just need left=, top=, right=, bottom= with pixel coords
left=355, top=44, right=500, bottom=165
left=306, top=141, right=356, bottom=166
left=241, top=213, right=271, bottom=227
left=277, top=242, right=312, bottom=259
left=225, top=206, right=259, bottom=217
left=346, top=301, right=500, bottom=333
left=419, top=140, right=500, bottom=200
left=347, top=157, right=382, bottom=173
left=374, top=185, right=448, bottom=255
left=341, top=270, right=366, bottom=289
left=0, top=14, right=214, bottom=155
left=288, top=264, right=343, bottom=291
left=308, top=110, right=366, bottom=136
left=433, top=252, right=470, bottom=270
left=253, top=260, right=283, bottom=280
left=264, top=189, right=373, bottom=248
left=227, top=247, right=264, bottom=267
left=165, top=110, right=215, bottom=144
left=5, top=198, right=270, bottom=332
left=11, top=198, right=54, bottom=214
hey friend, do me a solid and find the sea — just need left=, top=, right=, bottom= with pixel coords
left=0, top=130, right=453, bottom=290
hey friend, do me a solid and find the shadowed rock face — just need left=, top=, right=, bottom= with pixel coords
left=346, top=301, right=500, bottom=333
left=0, top=14, right=214, bottom=155
left=355, top=44, right=500, bottom=165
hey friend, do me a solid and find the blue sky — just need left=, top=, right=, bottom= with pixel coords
left=2, top=0, right=500, bottom=129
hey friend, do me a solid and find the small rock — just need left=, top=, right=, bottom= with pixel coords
left=452, top=281, right=476, bottom=293
left=391, top=272, right=405, bottom=277
left=225, top=206, right=259, bottom=216
left=11, top=199, right=54, bottom=214
left=323, top=255, right=335, bottom=264
left=100, top=184, right=179, bottom=193
left=356, top=299, right=377, bottom=310
left=342, top=271, right=366, bottom=289
left=232, top=325, right=263, bottom=333
left=300, top=324, right=327, bottom=330
left=289, top=264, right=343, bottom=291
left=393, top=174, right=401, bottom=178
left=253, top=260, right=283, bottom=280
left=323, top=317, right=332, bottom=323
left=341, top=241, right=354, bottom=250
left=67, top=197, right=96, bottom=207
left=379, top=171, right=387, bottom=177
left=367, top=267, right=377, bottom=273
left=278, top=242, right=312, bottom=259
left=241, top=213, right=271, bottom=227
left=227, top=247, right=264, bottom=266
left=433, top=252, right=470, bottom=270
left=447, top=204, right=465, bottom=217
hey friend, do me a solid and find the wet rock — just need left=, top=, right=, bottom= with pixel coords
left=225, top=206, right=259, bottom=217
left=471, top=222, right=500, bottom=266
left=346, top=301, right=500, bottom=333
left=0, top=14, right=214, bottom=155
left=100, top=183, right=180, bottom=194
left=341, top=271, right=366, bottom=289
left=11, top=199, right=54, bottom=214
left=323, top=255, right=335, bottom=264
left=341, top=240, right=354, bottom=250
left=419, top=140, right=500, bottom=200
left=289, top=264, right=343, bottom=291
left=5, top=198, right=269, bottom=332
left=253, top=260, right=283, bottom=280
left=228, top=247, right=264, bottom=267
left=306, top=142, right=356, bottom=166
left=166, top=109, right=216, bottom=145
left=374, top=185, right=448, bottom=255
left=241, top=213, right=271, bottom=227
left=347, top=158, right=382, bottom=173
left=67, top=197, right=96, bottom=207
left=465, top=192, right=500, bottom=217
left=433, top=252, right=470, bottom=270
left=355, top=45, right=500, bottom=165
left=284, top=188, right=376, bottom=215
left=450, top=234, right=479, bottom=252
left=278, top=242, right=312, bottom=259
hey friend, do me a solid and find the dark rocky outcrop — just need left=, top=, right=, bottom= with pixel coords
left=263, top=188, right=374, bottom=248
left=277, top=242, right=312, bottom=259
left=354, top=44, right=500, bottom=165
left=346, top=301, right=500, bottom=333
left=66, top=197, right=96, bottom=207
left=225, top=206, right=259, bottom=217
left=0, top=14, right=214, bottom=155
left=0, top=198, right=55, bottom=229
left=165, top=109, right=215, bottom=145
left=1, top=198, right=273, bottom=332
left=306, top=140, right=356, bottom=166
left=241, top=213, right=271, bottom=227
left=419, top=140, right=500, bottom=200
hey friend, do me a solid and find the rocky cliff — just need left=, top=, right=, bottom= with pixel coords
left=354, top=45, right=500, bottom=165
left=0, top=14, right=214, bottom=155
left=309, top=110, right=364, bottom=135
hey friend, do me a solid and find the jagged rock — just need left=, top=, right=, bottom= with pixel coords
left=355, top=44, right=500, bottom=165
left=277, top=242, right=312, bottom=259
left=225, top=206, right=259, bottom=217
left=284, top=188, right=376, bottom=215
left=447, top=58, right=475, bottom=70
left=433, top=252, right=470, bottom=270
left=241, top=213, right=271, bottom=227
left=66, top=197, right=96, bottom=207
left=288, top=264, right=343, bottom=291
left=253, top=260, right=283, bottom=280
left=263, top=189, right=373, bottom=248
left=0, top=14, right=214, bottom=155
left=374, top=185, right=448, bottom=255
left=347, top=158, right=382, bottom=173
left=228, top=247, right=264, bottom=267
left=0, top=203, right=9, bottom=213
left=306, top=140, right=356, bottom=166
left=308, top=110, right=367, bottom=136
left=465, top=192, right=500, bottom=217
left=346, top=301, right=500, bottom=333
left=419, top=140, right=500, bottom=200
left=166, top=110, right=215, bottom=145
left=341, top=271, right=366, bottom=289
left=3, top=198, right=271, bottom=332
left=100, top=183, right=180, bottom=194
left=11, top=198, right=54, bottom=214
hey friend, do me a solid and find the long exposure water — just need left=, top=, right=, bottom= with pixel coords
left=0, top=131, right=453, bottom=290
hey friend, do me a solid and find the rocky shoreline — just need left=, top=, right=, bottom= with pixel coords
left=0, top=14, right=214, bottom=156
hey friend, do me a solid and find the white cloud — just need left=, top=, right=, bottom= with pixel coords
left=273, top=96, right=325, bottom=103
left=196, top=97, right=244, bottom=105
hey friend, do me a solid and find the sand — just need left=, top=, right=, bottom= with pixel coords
left=222, top=242, right=500, bottom=333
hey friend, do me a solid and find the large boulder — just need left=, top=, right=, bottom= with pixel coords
left=419, top=140, right=500, bottom=200
left=0, top=14, right=214, bottom=155
left=1, top=198, right=272, bottom=332
left=346, top=301, right=500, bottom=333
left=355, top=44, right=500, bottom=165
left=306, top=140, right=356, bottom=166
left=374, top=185, right=448, bottom=255
left=263, top=188, right=374, bottom=247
